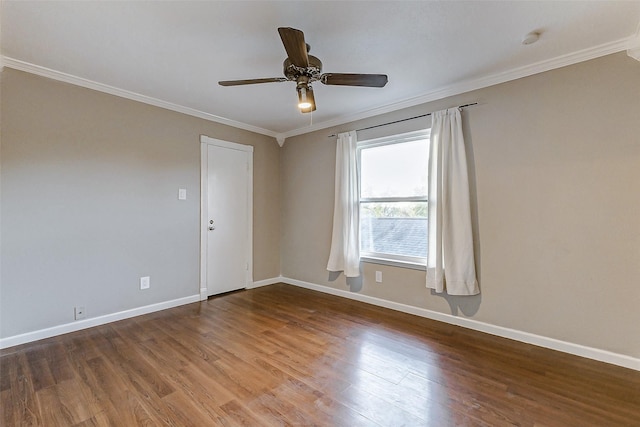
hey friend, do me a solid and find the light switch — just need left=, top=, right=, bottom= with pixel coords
left=178, top=188, right=187, bottom=200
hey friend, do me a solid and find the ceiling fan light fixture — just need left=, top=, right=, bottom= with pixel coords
left=297, top=83, right=315, bottom=112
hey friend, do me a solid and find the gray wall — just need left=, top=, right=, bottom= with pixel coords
left=1, top=69, right=281, bottom=338
left=280, top=53, right=640, bottom=359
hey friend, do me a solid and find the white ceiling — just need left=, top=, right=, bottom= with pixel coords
left=2, top=1, right=640, bottom=140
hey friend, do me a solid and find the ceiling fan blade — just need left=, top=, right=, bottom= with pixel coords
left=278, top=27, right=309, bottom=68
left=321, top=73, right=388, bottom=88
left=218, top=77, right=288, bottom=86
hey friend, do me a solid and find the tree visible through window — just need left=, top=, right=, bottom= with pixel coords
left=359, top=130, right=429, bottom=265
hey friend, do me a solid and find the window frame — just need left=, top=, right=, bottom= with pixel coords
left=357, top=129, right=430, bottom=270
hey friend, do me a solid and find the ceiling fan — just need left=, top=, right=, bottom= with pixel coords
left=218, top=27, right=388, bottom=113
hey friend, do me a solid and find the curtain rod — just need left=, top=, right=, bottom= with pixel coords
left=327, top=102, right=478, bottom=138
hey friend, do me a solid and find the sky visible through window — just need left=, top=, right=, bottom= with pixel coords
left=360, top=139, right=429, bottom=199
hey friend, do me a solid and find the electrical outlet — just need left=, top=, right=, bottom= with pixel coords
left=140, top=276, right=150, bottom=290
left=375, top=271, right=383, bottom=283
left=74, top=306, right=86, bottom=320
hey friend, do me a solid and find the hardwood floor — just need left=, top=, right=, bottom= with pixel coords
left=2, top=283, right=639, bottom=426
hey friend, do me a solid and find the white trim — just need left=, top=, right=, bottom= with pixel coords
left=628, top=22, right=640, bottom=61
left=360, top=256, right=426, bottom=271
left=280, top=277, right=640, bottom=372
left=246, top=154, right=254, bottom=288
left=0, top=294, right=200, bottom=350
left=199, top=136, right=254, bottom=298
left=4, top=32, right=636, bottom=144
left=200, top=143, right=209, bottom=301
left=277, top=36, right=635, bottom=140
left=628, top=20, right=640, bottom=61
left=1, top=57, right=278, bottom=139
left=358, top=128, right=431, bottom=149
left=248, top=277, right=283, bottom=289
left=4, top=276, right=637, bottom=371
left=200, top=135, right=255, bottom=153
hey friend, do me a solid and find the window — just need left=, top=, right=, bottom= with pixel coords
left=358, top=130, right=430, bottom=268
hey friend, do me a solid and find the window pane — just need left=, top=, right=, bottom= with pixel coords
left=360, top=139, right=428, bottom=199
left=360, top=202, right=427, bottom=259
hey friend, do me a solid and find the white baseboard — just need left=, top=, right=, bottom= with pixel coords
left=5, top=277, right=638, bottom=372
left=280, top=277, right=640, bottom=372
left=0, top=294, right=201, bottom=350
left=248, top=276, right=283, bottom=289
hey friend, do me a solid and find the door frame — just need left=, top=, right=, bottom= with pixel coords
left=199, top=135, right=253, bottom=301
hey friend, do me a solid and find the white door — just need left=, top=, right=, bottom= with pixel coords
left=200, top=136, right=253, bottom=297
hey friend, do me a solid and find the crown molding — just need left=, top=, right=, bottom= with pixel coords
left=1, top=57, right=279, bottom=140
left=278, top=35, right=634, bottom=141
left=3, top=31, right=636, bottom=146
left=627, top=21, right=640, bottom=61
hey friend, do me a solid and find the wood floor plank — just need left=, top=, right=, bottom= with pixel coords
left=263, top=348, right=353, bottom=396
left=36, top=383, right=80, bottom=426
left=42, top=341, right=76, bottom=385
left=137, top=338, right=234, bottom=408
left=94, top=326, right=176, bottom=399
left=83, top=355, right=161, bottom=426
left=339, top=382, right=431, bottom=426
left=218, top=399, right=275, bottom=427
left=311, top=394, right=383, bottom=427
left=4, top=352, right=43, bottom=426
left=24, top=348, right=56, bottom=392
left=72, top=410, right=114, bottom=427
left=2, top=283, right=640, bottom=426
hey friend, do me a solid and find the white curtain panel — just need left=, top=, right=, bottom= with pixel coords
left=327, top=130, right=361, bottom=277
left=427, top=108, right=479, bottom=295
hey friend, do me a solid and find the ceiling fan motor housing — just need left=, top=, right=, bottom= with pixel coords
left=283, top=55, right=323, bottom=82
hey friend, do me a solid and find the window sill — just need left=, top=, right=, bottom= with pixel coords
left=361, top=256, right=426, bottom=271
